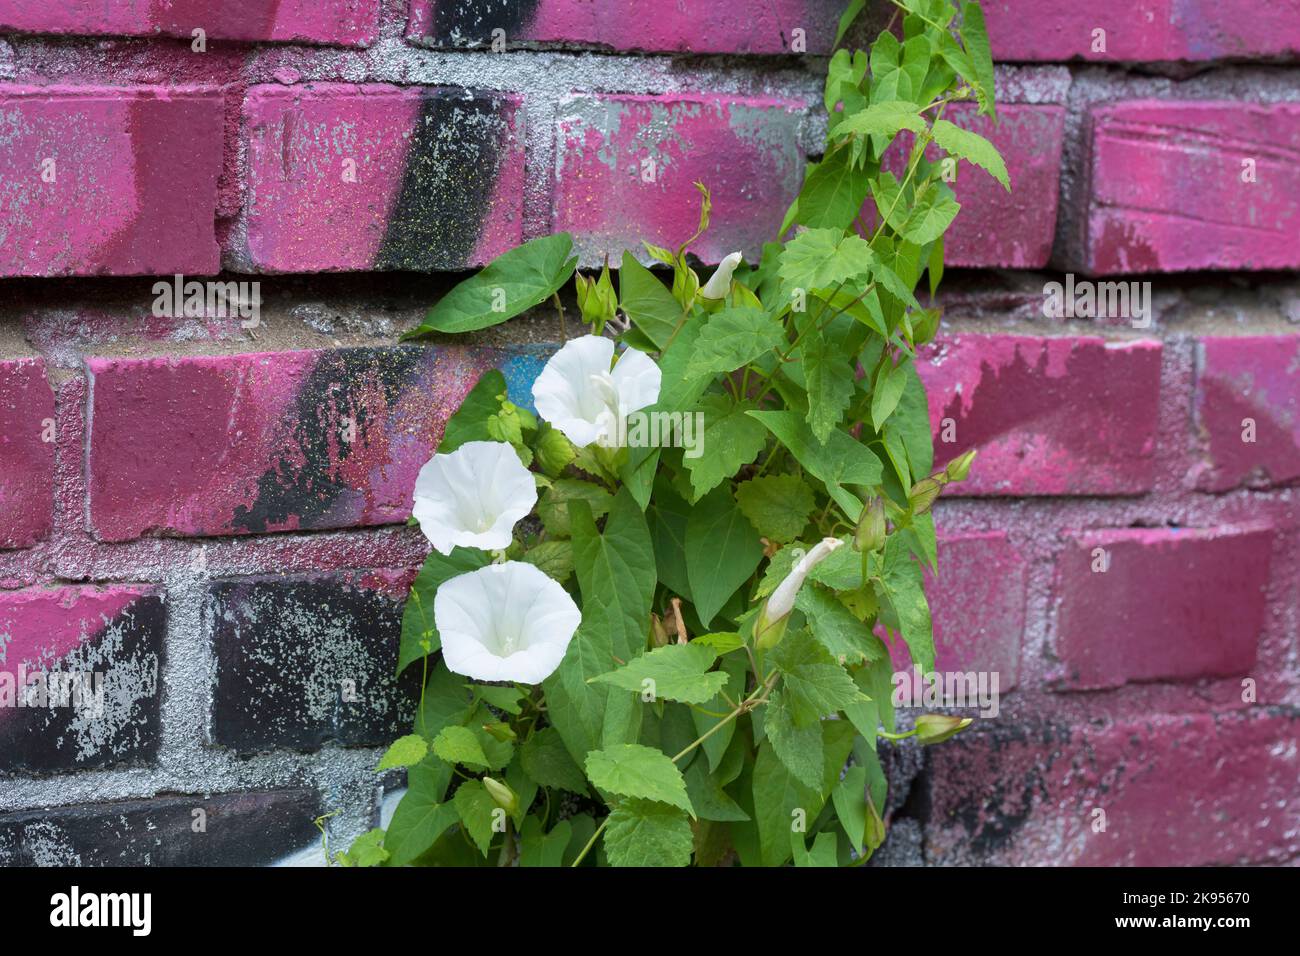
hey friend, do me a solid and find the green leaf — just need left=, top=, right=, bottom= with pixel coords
left=432, top=725, right=489, bottom=768
left=684, top=307, right=786, bottom=379
left=871, top=357, right=912, bottom=432
left=685, top=486, right=765, bottom=627
left=585, top=744, right=694, bottom=816
left=684, top=758, right=750, bottom=822
left=748, top=410, right=882, bottom=519
left=752, top=740, right=822, bottom=867
left=520, top=727, right=589, bottom=795
left=591, top=643, right=727, bottom=705
left=376, top=733, right=428, bottom=772
left=603, top=799, right=693, bottom=867
left=414, top=661, right=473, bottom=740
left=834, top=0, right=866, bottom=47
left=521, top=540, right=575, bottom=583
left=889, top=362, right=933, bottom=479
left=406, top=234, right=576, bottom=336
left=647, top=477, right=692, bottom=598
left=471, top=684, right=525, bottom=715
left=384, top=762, right=459, bottom=865
left=437, top=370, right=507, bottom=453
left=691, top=651, right=747, bottom=773
left=682, top=396, right=768, bottom=500
left=796, top=152, right=872, bottom=231
left=834, top=100, right=926, bottom=139
left=619, top=251, right=681, bottom=349
left=880, top=533, right=935, bottom=672
left=452, top=780, right=499, bottom=857
left=398, top=548, right=490, bottom=675
left=518, top=817, right=572, bottom=867
left=959, top=1, right=998, bottom=117
left=778, top=227, right=874, bottom=292
left=764, top=687, right=824, bottom=790
left=769, top=628, right=862, bottom=726
left=792, top=830, right=839, bottom=867
left=735, top=474, right=816, bottom=545
left=339, top=828, right=389, bottom=867
left=802, top=320, right=856, bottom=442
left=795, top=584, right=884, bottom=666
left=899, top=182, right=960, bottom=245
left=832, top=764, right=869, bottom=854
left=932, top=118, right=1009, bottom=189
left=536, top=479, right=613, bottom=537
left=533, top=424, right=576, bottom=477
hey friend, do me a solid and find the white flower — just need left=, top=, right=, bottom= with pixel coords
left=532, top=335, right=660, bottom=448
left=767, top=537, right=845, bottom=622
left=435, top=561, right=581, bottom=684
left=700, top=251, right=743, bottom=299
left=412, top=440, right=537, bottom=556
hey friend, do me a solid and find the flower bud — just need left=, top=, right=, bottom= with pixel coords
left=756, top=538, right=844, bottom=650
left=854, top=497, right=886, bottom=553
left=907, top=476, right=944, bottom=516
left=944, top=449, right=977, bottom=483
left=482, top=777, right=519, bottom=814
left=699, top=251, right=743, bottom=299
left=914, top=714, right=973, bottom=745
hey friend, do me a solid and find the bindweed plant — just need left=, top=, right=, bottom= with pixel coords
left=341, top=0, right=1006, bottom=868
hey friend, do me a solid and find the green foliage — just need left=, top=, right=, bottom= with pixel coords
left=350, top=0, right=1002, bottom=869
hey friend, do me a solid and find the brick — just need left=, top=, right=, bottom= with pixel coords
left=0, top=585, right=165, bottom=773
left=921, top=335, right=1163, bottom=495
left=925, top=711, right=1300, bottom=866
left=983, top=0, right=1300, bottom=63
left=0, top=85, right=223, bottom=277
left=241, top=84, right=525, bottom=273
left=0, top=358, right=54, bottom=549
left=1053, top=526, right=1272, bottom=690
left=882, top=104, right=1065, bottom=268
left=1083, top=101, right=1300, bottom=274
left=1195, top=336, right=1300, bottom=491
left=209, top=571, right=419, bottom=752
left=552, top=93, right=805, bottom=265
left=408, top=0, right=844, bottom=54
left=0, top=1, right=378, bottom=46
left=86, top=345, right=547, bottom=542
left=889, top=532, right=1026, bottom=690
left=0, top=789, right=320, bottom=866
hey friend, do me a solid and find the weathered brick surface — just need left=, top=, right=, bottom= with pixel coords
left=1052, top=526, right=1272, bottom=690
left=920, top=335, right=1163, bottom=496
left=0, top=85, right=224, bottom=277
left=0, top=1, right=378, bottom=46
left=1083, top=101, right=1300, bottom=274
left=983, top=0, right=1300, bottom=63
left=552, top=94, right=806, bottom=264
left=407, top=0, right=844, bottom=53
left=86, top=345, right=545, bottom=542
left=208, top=571, right=418, bottom=752
left=889, top=532, right=1026, bottom=690
left=241, top=84, right=526, bottom=273
left=0, top=586, right=165, bottom=773
left=925, top=710, right=1300, bottom=866
left=0, top=359, right=55, bottom=550
left=1194, top=336, right=1300, bottom=491
left=0, top=789, right=321, bottom=866
left=883, top=104, right=1065, bottom=268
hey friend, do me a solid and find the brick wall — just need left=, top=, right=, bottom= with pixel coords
left=0, top=1, right=1296, bottom=867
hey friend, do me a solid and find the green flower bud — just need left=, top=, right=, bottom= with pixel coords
left=944, top=449, right=977, bottom=483
left=914, top=714, right=973, bottom=745
left=854, top=497, right=886, bottom=553
left=908, top=476, right=944, bottom=515
left=482, top=777, right=519, bottom=814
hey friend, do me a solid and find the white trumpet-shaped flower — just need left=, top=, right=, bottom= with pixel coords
left=767, top=537, right=845, bottom=621
left=700, top=251, right=743, bottom=299
left=532, top=335, right=660, bottom=448
left=435, top=561, right=582, bottom=684
left=412, top=440, right=537, bottom=556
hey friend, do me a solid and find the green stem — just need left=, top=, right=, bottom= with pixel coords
left=570, top=819, right=608, bottom=867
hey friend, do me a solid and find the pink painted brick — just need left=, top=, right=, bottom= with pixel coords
left=552, top=93, right=805, bottom=265
left=1083, top=101, right=1300, bottom=274
left=1194, top=336, right=1300, bottom=491
left=1053, top=526, right=1273, bottom=690
left=920, top=335, right=1163, bottom=495
left=241, top=84, right=525, bottom=273
left=0, top=0, right=378, bottom=46
left=889, top=532, right=1026, bottom=690
left=926, top=712, right=1300, bottom=866
left=882, top=104, right=1065, bottom=268
left=0, top=85, right=223, bottom=277
left=408, top=0, right=844, bottom=54
left=0, top=358, right=55, bottom=549
left=984, top=0, right=1300, bottom=62
left=85, top=345, right=535, bottom=542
